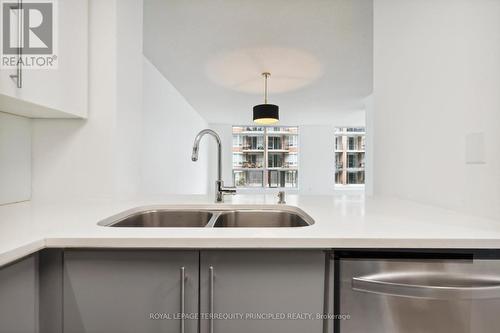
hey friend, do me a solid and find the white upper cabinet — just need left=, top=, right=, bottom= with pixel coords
left=0, top=0, right=88, bottom=118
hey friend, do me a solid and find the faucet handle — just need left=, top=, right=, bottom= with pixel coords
left=222, top=185, right=237, bottom=194
left=215, top=180, right=237, bottom=202
left=277, top=191, right=286, bottom=204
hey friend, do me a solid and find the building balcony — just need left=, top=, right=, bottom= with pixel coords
left=242, top=149, right=264, bottom=153
left=267, top=149, right=289, bottom=153
left=267, top=167, right=299, bottom=171
left=346, top=167, right=365, bottom=172
left=267, top=132, right=299, bottom=136
left=233, top=165, right=264, bottom=170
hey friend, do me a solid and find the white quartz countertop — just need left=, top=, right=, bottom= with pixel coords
left=2, top=193, right=500, bottom=266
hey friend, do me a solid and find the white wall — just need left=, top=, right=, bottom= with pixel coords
left=32, top=0, right=116, bottom=200
left=209, top=109, right=365, bottom=195
left=373, top=0, right=500, bottom=218
left=115, top=0, right=144, bottom=197
left=141, top=58, right=208, bottom=195
left=31, top=0, right=209, bottom=200
left=299, top=125, right=336, bottom=194
left=0, top=112, right=31, bottom=204
left=364, top=95, right=374, bottom=196
left=32, top=0, right=137, bottom=200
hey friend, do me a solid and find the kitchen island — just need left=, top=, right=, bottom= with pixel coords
left=2, top=193, right=500, bottom=267
left=2, top=193, right=500, bottom=332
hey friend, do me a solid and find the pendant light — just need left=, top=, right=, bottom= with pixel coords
left=253, top=72, right=279, bottom=125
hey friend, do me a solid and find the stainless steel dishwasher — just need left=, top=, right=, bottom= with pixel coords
left=337, top=253, right=500, bottom=333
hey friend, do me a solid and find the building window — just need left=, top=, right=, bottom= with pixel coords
left=334, top=127, right=365, bottom=187
left=232, top=126, right=299, bottom=188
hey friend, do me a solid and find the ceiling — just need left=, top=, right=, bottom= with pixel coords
left=143, top=0, right=373, bottom=125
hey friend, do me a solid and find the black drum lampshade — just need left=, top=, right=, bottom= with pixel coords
left=253, top=103, right=279, bottom=125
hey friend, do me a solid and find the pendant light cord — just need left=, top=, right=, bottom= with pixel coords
left=263, top=72, right=270, bottom=104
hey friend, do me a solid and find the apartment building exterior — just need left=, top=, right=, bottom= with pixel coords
left=232, top=126, right=298, bottom=188
left=335, top=127, right=366, bottom=186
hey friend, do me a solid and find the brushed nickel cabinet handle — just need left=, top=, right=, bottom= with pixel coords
left=180, top=267, right=186, bottom=333
left=209, top=266, right=214, bottom=333
left=9, top=0, right=22, bottom=88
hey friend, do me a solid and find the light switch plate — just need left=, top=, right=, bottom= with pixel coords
left=465, top=132, right=486, bottom=164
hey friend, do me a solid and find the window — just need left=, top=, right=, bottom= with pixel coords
left=232, top=126, right=299, bottom=188
left=334, top=127, right=365, bottom=187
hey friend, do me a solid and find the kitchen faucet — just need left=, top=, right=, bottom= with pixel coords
left=191, top=129, right=236, bottom=202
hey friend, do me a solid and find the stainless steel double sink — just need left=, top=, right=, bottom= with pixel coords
left=98, top=206, right=314, bottom=228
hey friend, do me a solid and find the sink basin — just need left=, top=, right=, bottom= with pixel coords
left=213, top=210, right=310, bottom=228
left=101, top=210, right=213, bottom=227
left=98, top=206, right=314, bottom=228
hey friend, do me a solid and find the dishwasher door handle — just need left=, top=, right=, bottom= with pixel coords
left=352, top=272, right=500, bottom=300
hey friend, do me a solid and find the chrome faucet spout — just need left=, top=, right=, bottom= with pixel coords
left=191, top=129, right=236, bottom=202
left=191, top=146, right=199, bottom=161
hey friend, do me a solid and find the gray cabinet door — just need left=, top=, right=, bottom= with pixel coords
left=0, top=255, right=38, bottom=333
left=64, top=250, right=198, bottom=333
left=200, top=250, right=326, bottom=333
